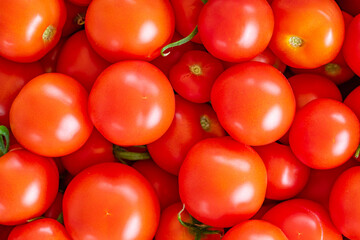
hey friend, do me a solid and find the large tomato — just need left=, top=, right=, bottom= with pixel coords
left=211, top=61, right=295, bottom=146
left=178, top=136, right=267, bottom=228
left=88, top=61, right=175, bottom=146
left=85, top=0, right=175, bottom=62
left=270, top=0, right=345, bottom=69
left=9, top=73, right=93, bottom=157
left=198, top=0, right=274, bottom=62
left=0, top=0, right=66, bottom=62
left=343, top=14, right=360, bottom=77
left=63, top=162, right=160, bottom=240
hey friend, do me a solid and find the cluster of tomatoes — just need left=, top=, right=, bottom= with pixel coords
left=1, top=0, right=360, bottom=239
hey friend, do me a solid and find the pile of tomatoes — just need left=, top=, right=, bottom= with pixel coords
left=1, top=0, right=360, bottom=239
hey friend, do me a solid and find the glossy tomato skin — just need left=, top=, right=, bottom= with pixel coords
left=0, top=56, right=44, bottom=127
left=89, top=61, right=175, bottom=146
left=63, top=162, right=160, bottom=240
left=262, top=198, right=343, bottom=240
left=289, top=98, right=360, bottom=169
left=270, top=0, right=345, bottom=69
left=179, top=136, right=267, bottom=228
left=10, top=73, right=93, bottom=157
left=329, top=166, right=360, bottom=239
left=0, top=149, right=59, bottom=225
left=198, top=0, right=274, bottom=62
left=85, top=0, right=175, bottom=62
left=8, top=218, right=71, bottom=240
left=343, top=14, right=360, bottom=77
left=56, top=30, right=111, bottom=92
left=147, top=95, right=226, bottom=175
left=0, top=0, right=66, bottom=62
left=222, top=220, right=288, bottom=240
left=211, top=61, right=296, bottom=146
left=344, top=85, right=360, bottom=120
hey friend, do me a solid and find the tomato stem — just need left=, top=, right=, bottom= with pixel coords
left=26, top=216, right=44, bottom=223
left=57, top=212, right=64, bottom=224
left=113, top=145, right=150, bottom=164
left=200, top=115, right=211, bottom=132
left=201, top=0, right=208, bottom=3
left=75, top=13, right=86, bottom=26
left=354, top=144, right=360, bottom=159
left=161, top=26, right=198, bottom=57
left=42, top=25, right=56, bottom=43
left=0, top=125, right=10, bottom=157
left=324, top=63, right=341, bottom=76
left=289, top=36, right=304, bottom=48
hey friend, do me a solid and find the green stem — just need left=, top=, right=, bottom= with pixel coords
left=57, top=212, right=64, bottom=224
left=201, top=0, right=208, bottom=3
left=0, top=125, right=10, bottom=157
left=26, top=216, right=44, bottom=223
left=113, top=145, right=150, bottom=163
left=161, top=26, right=198, bottom=57
left=354, top=144, right=360, bottom=159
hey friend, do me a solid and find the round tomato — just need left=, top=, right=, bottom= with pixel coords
left=198, top=0, right=274, bottom=62
left=343, top=14, right=360, bottom=78
left=10, top=73, right=93, bottom=157
left=88, top=61, right=175, bottom=146
left=85, top=0, right=175, bottom=62
left=344, top=85, right=360, bottom=120
left=63, top=162, right=160, bottom=240
left=211, top=61, right=295, bottom=146
left=0, top=0, right=66, bottom=62
left=179, top=136, right=267, bottom=228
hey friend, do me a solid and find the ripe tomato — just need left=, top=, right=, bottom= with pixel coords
left=8, top=218, right=71, bottom=240
left=221, top=220, right=288, bottom=240
left=262, top=198, right=343, bottom=240
left=0, top=0, right=66, bottom=62
left=343, top=14, right=360, bottom=78
left=179, top=136, right=267, bottom=228
left=63, top=162, right=160, bottom=240
left=289, top=98, right=359, bottom=169
left=344, top=85, right=360, bottom=120
left=270, top=0, right=345, bottom=69
left=0, top=149, right=59, bottom=225
left=85, top=0, right=175, bottom=62
left=198, top=0, right=274, bottom=62
left=10, top=73, right=93, bottom=157
left=88, top=61, right=175, bottom=146
left=211, top=61, right=295, bottom=146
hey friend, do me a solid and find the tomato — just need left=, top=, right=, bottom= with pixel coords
left=63, top=162, right=160, bottom=240
left=262, top=198, right=343, bottom=240
left=85, top=0, right=175, bottom=62
left=289, top=98, right=359, bottom=169
left=56, top=30, right=111, bottom=92
left=221, top=220, right=288, bottom=240
left=8, top=218, right=71, bottom=240
left=343, top=14, right=360, bottom=78
left=0, top=56, right=44, bottom=127
left=329, top=166, right=360, bottom=239
left=132, top=159, right=180, bottom=210
left=211, top=61, right=296, bottom=146
left=270, top=0, right=345, bottom=69
left=10, top=73, right=93, bottom=157
left=0, top=149, right=59, bottom=225
left=253, top=142, right=310, bottom=200
left=147, top=95, right=226, bottom=175
left=61, top=128, right=116, bottom=176
left=61, top=0, right=87, bottom=37
left=179, top=136, right=267, bottom=228
left=169, top=50, right=224, bottom=103
left=198, top=0, right=274, bottom=62
left=0, top=0, right=66, bottom=62
left=155, top=202, right=223, bottom=240
left=344, top=85, right=360, bottom=120
left=88, top=61, right=175, bottom=146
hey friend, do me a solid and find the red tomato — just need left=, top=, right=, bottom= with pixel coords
left=132, top=159, right=181, bottom=211
left=0, top=56, right=44, bottom=127
left=270, top=0, right=345, bottom=69
left=344, top=85, right=360, bottom=120
left=88, top=61, right=175, bottom=146
left=211, top=62, right=296, bottom=146
left=56, top=30, right=111, bottom=92
left=289, top=98, right=359, bottom=169
left=179, top=136, right=267, bottom=228
left=155, top=202, right=223, bottom=240
left=329, top=166, right=360, bottom=239
left=198, top=0, right=274, bottom=62
left=85, top=0, right=175, bottom=62
left=253, top=142, right=310, bottom=200
left=147, top=95, right=226, bottom=175
left=0, top=149, right=59, bottom=225
left=221, top=220, right=288, bottom=240
left=61, top=0, right=87, bottom=37
left=8, top=218, right=71, bottom=240
left=10, top=73, right=93, bottom=157
left=63, top=162, right=160, bottom=240
left=343, top=14, right=360, bottom=77
left=262, top=198, right=343, bottom=240
left=169, top=50, right=224, bottom=103
left=0, top=0, right=66, bottom=62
